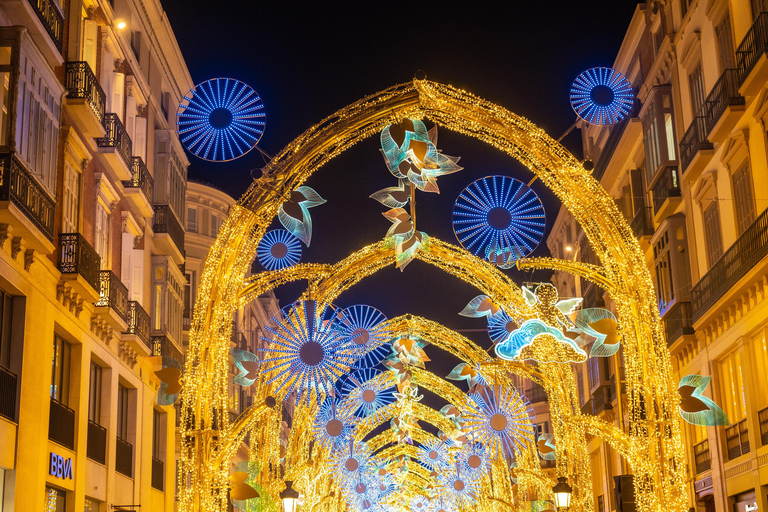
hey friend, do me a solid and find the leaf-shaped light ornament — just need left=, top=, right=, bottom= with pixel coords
left=148, top=355, right=183, bottom=405
left=416, top=438, right=451, bottom=471
left=394, top=230, right=429, bottom=270
left=392, top=337, right=430, bottom=368
left=677, top=375, right=730, bottom=426
left=446, top=363, right=486, bottom=389
left=459, top=295, right=502, bottom=319
left=311, top=397, right=356, bottom=451
left=440, top=404, right=462, bottom=429
left=369, top=179, right=411, bottom=209
left=231, top=348, right=260, bottom=386
left=277, top=186, right=326, bottom=246
left=573, top=307, right=621, bottom=357
left=230, top=461, right=264, bottom=511
left=536, top=432, right=556, bottom=460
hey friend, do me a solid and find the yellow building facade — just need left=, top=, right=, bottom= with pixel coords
left=548, top=2, right=768, bottom=512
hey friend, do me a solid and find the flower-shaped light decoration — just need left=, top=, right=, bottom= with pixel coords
left=278, top=186, right=326, bottom=246
left=341, top=473, right=378, bottom=510
left=330, top=440, right=373, bottom=489
left=452, top=176, right=546, bottom=268
left=416, top=438, right=452, bottom=472
left=437, top=468, right=479, bottom=509
left=677, top=375, right=729, bottom=426
left=148, top=355, right=183, bottom=406
left=230, top=461, right=262, bottom=511
left=410, top=495, right=435, bottom=512
left=176, top=77, right=265, bottom=162
left=339, top=368, right=395, bottom=419
left=572, top=307, right=621, bottom=357
left=446, top=363, right=486, bottom=389
left=456, top=441, right=490, bottom=479
left=256, top=229, right=302, bottom=271
left=311, top=397, right=356, bottom=451
left=488, top=309, right=518, bottom=345
left=259, top=300, right=356, bottom=405
left=432, top=497, right=457, bottom=512
left=570, top=67, right=634, bottom=125
left=338, top=304, right=391, bottom=368
left=463, top=385, right=535, bottom=459
left=230, top=348, right=260, bottom=386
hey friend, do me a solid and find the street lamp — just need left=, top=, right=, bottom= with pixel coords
left=280, top=481, right=300, bottom=512
left=552, top=477, right=573, bottom=511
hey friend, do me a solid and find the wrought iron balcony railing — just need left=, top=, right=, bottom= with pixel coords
left=65, top=61, right=106, bottom=124
left=631, top=206, right=654, bottom=238
left=525, top=384, right=548, bottom=403
left=126, top=301, right=151, bottom=349
left=694, top=440, right=711, bottom=474
left=115, top=436, right=133, bottom=477
left=726, top=419, right=750, bottom=460
left=86, top=420, right=107, bottom=465
left=151, top=335, right=183, bottom=364
left=49, top=398, right=75, bottom=449
left=95, top=270, right=129, bottom=322
left=58, top=233, right=101, bottom=292
left=701, top=69, right=744, bottom=135
left=28, top=0, right=63, bottom=51
left=691, top=207, right=768, bottom=320
left=0, top=364, right=17, bottom=421
left=736, top=12, right=768, bottom=85
left=759, top=407, right=768, bottom=446
left=0, top=152, right=56, bottom=241
left=679, top=117, right=713, bottom=173
left=153, top=204, right=184, bottom=253
left=592, top=384, right=613, bottom=415
left=96, top=113, right=132, bottom=166
left=151, top=456, right=164, bottom=491
left=122, top=157, right=154, bottom=204
left=662, top=301, right=694, bottom=345
left=650, top=166, right=681, bottom=214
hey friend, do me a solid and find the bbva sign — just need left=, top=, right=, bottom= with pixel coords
left=49, top=452, right=73, bottom=480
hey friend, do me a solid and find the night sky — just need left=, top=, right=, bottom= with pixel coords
left=163, top=2, right=638, bottom=382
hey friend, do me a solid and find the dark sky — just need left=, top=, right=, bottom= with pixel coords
left=164, top=2, right=638, bottom=372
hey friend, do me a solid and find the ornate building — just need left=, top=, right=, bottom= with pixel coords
left=548, top=2, right=768, bottom=512
left=0, top=0, right=193, bottom=509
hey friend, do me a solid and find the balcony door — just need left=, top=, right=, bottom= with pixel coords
left=62, top=161, right=79, bottom=234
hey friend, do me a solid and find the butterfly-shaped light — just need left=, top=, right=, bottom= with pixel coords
left=446, top=362, right=486, bottom=389
left=230, top=348, right=260, bottom=386
left=256, top=229, right=302, bottom=271
left=459, top=294, right=502, bottom=319
left=677, top=375, right=729, bottom=426
left=572, top=307, right=621, bottom=357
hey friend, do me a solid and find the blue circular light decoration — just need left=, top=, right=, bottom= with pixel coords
left=570, top=67, right=634, bottom=125
left=488, top=309, right=517, bottom=345
left=338, top=305, right=390, bottom=368
left=339, top=368, right=395, bottom=418
left=256, top=229, right=301, bottom=271
left=176, top=77, right=265, bottom=161
left=452, top=176, right=546, bottom=266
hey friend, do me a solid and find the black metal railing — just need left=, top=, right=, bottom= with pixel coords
left=663, top=301, right=694, bottom=345
left=0, top=365, right=17, bottom=421
left=631, top=206, right=654, bottom=238
left=95, top=270, right=129, bottom=322
left=87, top=420, right=107, bottom=464
left=96, top=113, right=132, bottom=166
left=0, top=152, right=56, bottom=241
left=736, top=12, right=768, bottom=86
left=726, top=419, right=750, bottom=460
left=122, top=157, right=154, bottom=205
left=679, top=117, right=713, bottom=173
left=694, top=440, right=711, bottom=473
left=580, top=399, right=594, bottom=415
left=49, top=398, right=75, bottom=449
left=651, top=166, right=681, bottom=213
left=592, top=385, right=613, bottom=415
left=759, top=407, right=768, bottom=446
left=28, top=0, right=63, bottom=51
left=152, top=335, right=183, bottom=364
left=525, top=384, right=548, bottom=403
left=126, top=301, right=151, bottom=349
left=115, top=437, right=133, bottom=477
left=691, top=207, right=768, bottom=320
left=65, top=61, right=106, bottom=124
left=58, top=233, right=101, bottom=292
left=153, top=204, right=184, bottom=252
left=151, top=457, right=164, bottom=491
left=702, top=69, right=745, bottom=135
left=231, top=332, right=247, bottom=351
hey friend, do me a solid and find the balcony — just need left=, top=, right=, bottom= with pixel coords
left=592, top=385, right=613, bottom=416
left=726, top=419, right=750, bottom=460
left=48, top=398, right=75, bottom=449
left=631, top=206, right=654, bottom=241
left=691, top=207, right=768, bottom=321
left=525, top=384, right=548, bottom=404
left=679, top=117, right=713, bottom=181
left=701, top=69, right=745, bottom=143
left=86, top=420, right=107, bottom=465
left=759, top=407, right=768, bottom=446
left=694, top=440, right=711, bottom=474
left=0, top=152, right=56, bottom=253
left=152, top=204, right=185, bottom=264
left=115, top=437, right=133, bottom=477
left=151, top=457, right=164, bottom=491
left=736, top=12, right=768, bottom=96
left=27, top=0, right=61, bottom=51
left=58, top=233, right=101, bottom=301
left=124, top=301, right=151, bottom=353
left=152, top=335, right=183, bottom=365
left=662, top=301, right=694, bottom=346
left=94, top=270, right=129, bottom=330
left=0, top=0, right=62, bottom=63
left=0, top=365, right=17, bottom=421
left=122, top=157, right=154, bottom=217
left=65, top=62, right=106, bottom=138
left=592, top=101, right=642, bottom=182
left=650, top=166, right=681, bottom=220
left=96, top=113, right=132, bottom=180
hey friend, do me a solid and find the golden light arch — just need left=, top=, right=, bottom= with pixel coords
left=180, top=79, right=686, bottom=512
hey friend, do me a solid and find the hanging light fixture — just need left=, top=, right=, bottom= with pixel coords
left=281, top=481, right=300, bottom=512
left=552, top=477, right=573, bottom=510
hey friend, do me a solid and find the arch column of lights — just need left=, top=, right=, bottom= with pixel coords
left=180, top=79, right=685, bottom=512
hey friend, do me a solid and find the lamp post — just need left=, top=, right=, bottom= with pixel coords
left=553, top=476, right=573, bottom=511
left=281, top=481, right=300, bottom=512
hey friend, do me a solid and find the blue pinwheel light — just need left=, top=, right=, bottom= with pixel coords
left=488, top=309, right=517, bottom=345
left=311, top=397, right=356, bottom=450
left=256, top=229, right=302, bottom=271
left=338, top=305, right=390, bottom=368
left=416, top=438, right=451, bottom=471
left=330, top=441, right=373, bottom=488
left=339, top=368, right=395, bottom=418
left=452, top=176, right=546, bottom=267
left=437, top=469, right=479, bottom=509
left=176, top=77, right=265, bottom=161
left=463, top=384, right=535, bottom=459
left=570, top=67, right=634, bottom=125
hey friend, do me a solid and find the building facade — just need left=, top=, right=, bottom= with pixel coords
left=0, top=0, right=193, bottom=509
left=548, top=2, right=768, bottom=512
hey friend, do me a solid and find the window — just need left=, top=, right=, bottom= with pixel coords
left=642, top=87, right=677, bottom=184
left=719, top=351, right=747, bottom=423
left=688, top=63, right=706, bottom=117
left=50, top=335, right=70, bottom=405
left=62, top=161, right=79, bottom=233
left=726, top=419, right=750, bottom=459
left=187, top=208, right=197, bottom=233
left=0, top=46, right=10, bottom=148
left=752, top=0, right=768, bottom=19
left=88, top=362, right=102, bottom=424
left=716, top=12, right=736, bottom=71
left=754, top=334, right=768, bottom=411
left=210, top=215, right=219, bottom=237
left=183, top=272, right=193, bottom=328
left=130, top=31, right=141, bottom=59
left=577, top=370, right=585, bottom=405
left=44, top=486, right=65, bottom=512
left=94, top=203, right=110, bottom=269
left=84, top=497, right=99, bottom=512
left=116, top=383, right=128, bottom=440
left=0, top=288, right=14, bottom=369
left=732, top=162, right=756, bottom=234
left=703, top=202, right=723, bottom=266
left=655, top=232, right=674, bottom=312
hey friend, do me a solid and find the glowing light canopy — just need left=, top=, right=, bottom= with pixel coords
left=570, top=67, right=634, bottom=125
left=176, top=77, right=265, bottom=161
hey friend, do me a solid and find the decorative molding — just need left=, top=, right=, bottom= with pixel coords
left=724, top=459, right=753, bottom=479
left=118, top=340, right=138, bottom=369
left=699, top=273, right=768, bottom=347
left=0, top=224, right=12, bottom=247
left=758, top=452, right=768, bottom=468
left=24, top=249, right=34, bottom=271
left=90, top=315, right=113, bottom=344
left=694, top=475, right=713, bottom=493
left=56, top=283, right=84, bottom=317
left=10, top=237, right=24, bottom=260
